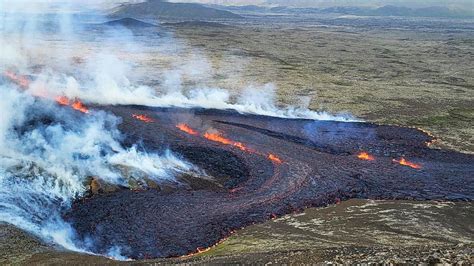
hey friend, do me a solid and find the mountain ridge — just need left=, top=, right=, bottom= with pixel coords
left=111, top=0, right=242, bottom=21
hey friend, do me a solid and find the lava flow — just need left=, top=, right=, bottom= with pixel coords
left=204, top=132, right=252, bottom=152
left=178, top=124, right=282, bottom=163
left=176, top=123, right=199, bottom=135
left=71, top=101, right=89, bottom=114
left=3, top=71, right=91, bottom=114
left=357, top=151, right=375, bottom=161
left=268, top=153, right=283, bottom=164
left=393, top=157, right=422, bottom=169
left=4, top=70, right=30, bottom=88
left=64, top=106, right=473, bottom=260
left=55, top=96, right=70, bottom=106
left=132, top=114, right=154, bottom=123
left=55, top=96, right=89, bottom=114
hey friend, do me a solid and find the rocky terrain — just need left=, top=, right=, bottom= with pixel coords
left=162, top=15, right=474, bottom=153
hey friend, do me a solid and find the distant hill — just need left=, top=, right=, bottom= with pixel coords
left=111, top=0, right=242, bottom=21
left=359, top=5, right=470, bottom=18
left=321, top=5, right=473, bottom=18
left=102, top=18, right=156, bottom=28
left=211, top=4, right=473, bottom=19
left=209, top=5, right=268, bottom=13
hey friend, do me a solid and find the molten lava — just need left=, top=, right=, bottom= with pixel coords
left=203, top=132, right=232, bottom=145
left=357, top=152, right=375, bottom=161
left=5, top=72, right=87, bottom=114
left=55, top=96, right=70, bottom=106
left=71, top=100, right=89, bottom=114
left=176, top=124, right=283, bottom=165
left=132, top=114, right=154, bottom=123
left=268, top=153, right=283, bottom=164
left=204, top=132, right=251, bottom=152
left=176, top=123, right=198, bottom=135
left=4, top=71, right=30, bottom=88
left=54, top=96, right=89, bottom=113
left=393, top=157, right=422, bottom=169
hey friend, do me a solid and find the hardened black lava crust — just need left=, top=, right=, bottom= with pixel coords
left=64, top=105, right=474, bottom=259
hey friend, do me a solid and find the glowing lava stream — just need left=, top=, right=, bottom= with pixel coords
left=55, top=96, right=89, bottom=114
left=176, top=123, right=283, bottom=164
left=132, top=114, right=154, bottom=123
left=55, top=96, right=70, bottom=106
left=268, top=153, right=283, bottom=164
left=176, top=123, right=199, bottom=135
left=357, top=151, right=375, bottom=161
left=4, top=70, right=30, bottom=88
left=393, top=157, right=422, bottom=169
left=71, top=100, right=89, bottom=114
left=203, top=132, right=253, bottom=153
left=4, top=71, right=91, bottom=114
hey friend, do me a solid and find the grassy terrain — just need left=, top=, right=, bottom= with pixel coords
left=2, top=200, right=472, bottom=264
left=167, top=21, right=474, bottom=153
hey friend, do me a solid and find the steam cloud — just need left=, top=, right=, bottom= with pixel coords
left=0, top=0, right=354, bottom=260
left=0, top=2, right=194, bottom=260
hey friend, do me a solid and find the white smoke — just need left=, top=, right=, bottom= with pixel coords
left=29, top=55, right=354, bottom=121
left=0, top=83, right=194, bottom=258
left=0, top=2, right=196, bottom=259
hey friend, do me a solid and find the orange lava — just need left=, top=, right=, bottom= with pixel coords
left=176, top=123, right=198, bottom=135
left=132, top=114, right=154, bottom=123
left=357, top=151, right=375, bottom=161
left=4, top=71, right=90, bottom=114
left=4, top=71, right=30, bottom=88
left=54, top=96, right=89, bottom=113
left=268, top=153, right=283, bottom=164
left=393, top=157, right=422, bottom=169
left=71, top=100, right=89, bottom=114
left=203, top=132, right=251, bottom=152
left=55, top=96, right=70, bottom=106
left=177, top=124, right=283, bottom=165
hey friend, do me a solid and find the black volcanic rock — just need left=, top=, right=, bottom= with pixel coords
left=111, top=0, right=242, bottom=20
left=65, top=105, right=474, bottom=259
